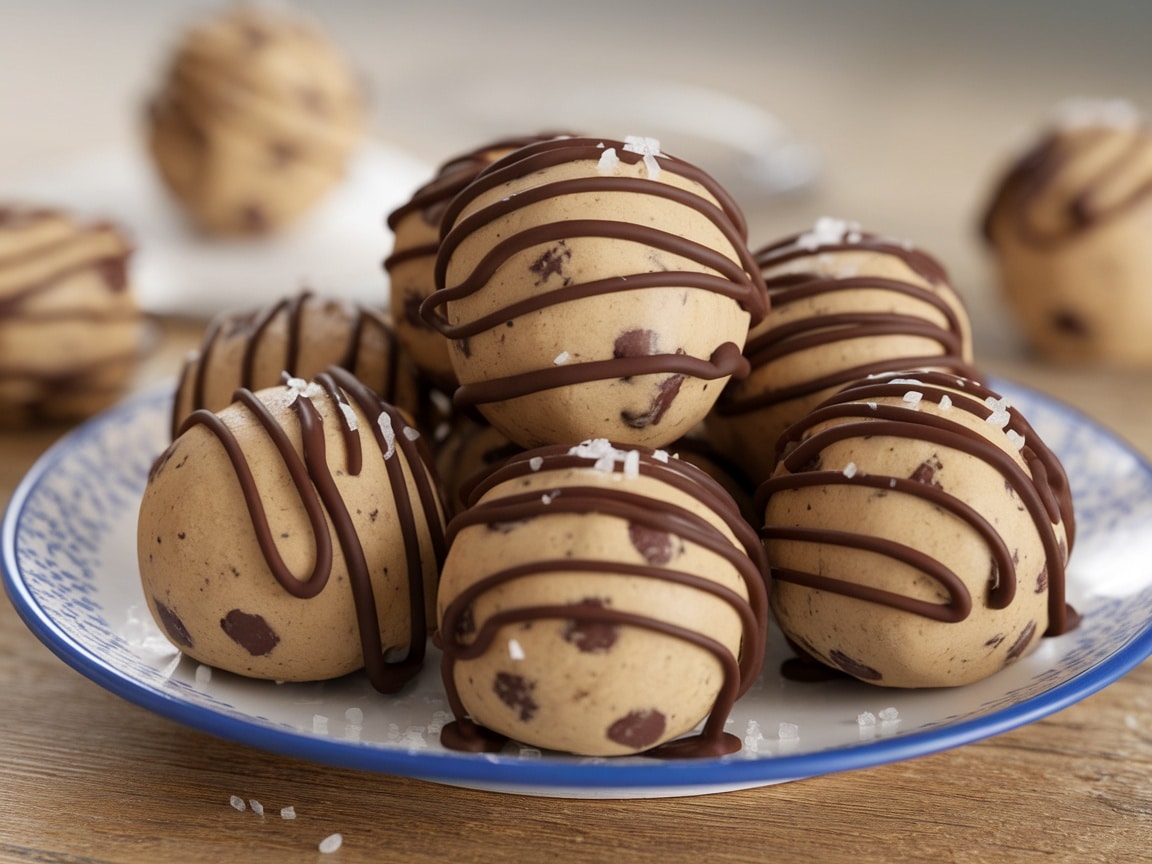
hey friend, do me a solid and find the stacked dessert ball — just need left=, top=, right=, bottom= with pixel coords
left=132, top=121, right=1078, bottom=755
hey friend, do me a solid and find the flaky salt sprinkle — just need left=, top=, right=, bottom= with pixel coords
left=553, top=350, right=570, bottom=365
left=879, top=706, right=901, bottom=724
left=778, top=722, right=799, bottom=740
left=345, top=707, right=364, bottom=725
left=313, top=714, right=329, bottom=735
left=797, top=216, right=862, bottom=251
left=596, top=148, right=620, bottom=174
left=541, top=490, right=559, bottom=504
left=319, top=833, right=343, bottom=854
left=377, top=411, right=396, bottom=459
left=529, top=456, right=544, bottom=472
left=653, top=449, right=670, bottom=463
left=984, top=396, right=1012, bottom=429
left=249, top=799, right=264, bottom=816
left=1006, top=429, right=1026, bottom=451
left=280, top=806, right=296, bottom=820
left=623, top=135, right=662, bottom=179
left=857, top=711, right=877, bottom=727
left=842, top=462, right=858, bottom=479
left=402, top=425, right=420, bottom=441
left=902, top=390, right=923, bottom=409
left=938, top=394, right=953, bottom=411
left=194, top=664, right=212, bottom=688
left=229, top=795, right=246, bottom=812
left=623, top=449, right=641, bottom=478
left=508, top=639, right=525, bottom=661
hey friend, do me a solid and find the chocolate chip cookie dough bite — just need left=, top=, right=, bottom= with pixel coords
left=171, top=290, right=420, bottom=438
left=982, top=98, right=1152, bottom=365
left=385, top=134, right=573, bottom=391
left=147, top=4, right=365, bottom=236
left=708, top=217, right=976, bottom=485
left=759, top=371, right=1076, bottom=689
left=436, top=441, right=768, bottom=757
left=139, top=369, right=446, bottom=690
left=423, top=135, right=768, bottom=450
left=0, top=206, right=145, bottom=426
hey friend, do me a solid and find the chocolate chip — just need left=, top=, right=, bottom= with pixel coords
left=909, top=455, right=943, bottom=487
left=493, top=672, right=538, bottom=722
left=1005, top=620, right=1037, bottom=663
left=220, top=609, right=280, bottom=656
left=268, top=140, right=298, bottom=168
left=613, top=328, right=657, bottom=359
left=606, top=709, right=666, bottom=749
left=1036, top=565, right=1049, bottom=593
left=1051, top=310, right=1089, bottom=338
left=455, top=604, right=476, bottom=638
left=561, top=598, right=618, bottom=653
left=829, top=649, right=883, bottom=681
left=985, top=633, right=1006, bottom=648
left=628, top=522, right=673, bottom=565
left=620, top=373, right=684, bottom=428
left=528, top=242, right=571, bottom=285
left=402, top=291, right=425, bottom=329
left=93, top=258, right=128, bottom=292
left=240, top=204, right=269, bottom=234
left=153, top=599, right=194, bottom=649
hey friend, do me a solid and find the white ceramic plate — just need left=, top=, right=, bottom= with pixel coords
left=4, top=380, right=1152, bottom=798
left=3, top=141, right=432, bottom=317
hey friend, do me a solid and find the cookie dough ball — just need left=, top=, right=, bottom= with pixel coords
left=759, top=371, right=1076, bottom=689
left=0, top=206, right=144, bottom=426
left=708, top=218, right=976, bottom=485
left=147, top=5, right=365, bottom=236
left=982, top=99, right=1152, bottom=365
left=139, top=369, right=446, bottom=690
left=423, top=135, right=767, bottom=450
left=171, top=290, right=421, bottom=437
left=437, top=440, right=768, bottom=757
left=433, top=415, right=521, bottom=517
left=385, top=134, right=572, bottom=390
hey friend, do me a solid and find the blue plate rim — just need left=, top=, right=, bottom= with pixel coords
left=3, top=380, right=1151, bottom=792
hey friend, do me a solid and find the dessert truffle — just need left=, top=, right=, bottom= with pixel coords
left=139, top=368, right=446, bottom=689
left=0, top=206, right=144, bottom=426
left=385, top=134, right=571, bottom=390
left=759, top=371, right=1076, bottom=688
left=147, top=5, right=365, bottom=236
left=422, top=135, right=767, bottom=450
left=171, top=290, right=420, bottom=437
left=709, top=218, right=976, bottom=484
left=982, top=98, right=1152, bottom=365
left=436, top=440, right=768, bottom=757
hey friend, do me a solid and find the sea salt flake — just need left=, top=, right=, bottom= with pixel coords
left=842, top=462, right=858, bottom=479
left=866, top=401, right=878, bottom=410
left=623, top=135, right=663, bottom=179
left=903, top=390, right=923, bottom=408
left=889, top=377, right=924, bottom=386
left=249, top=799, right=264, bottom=816
left=596, top=148, right=619, bottom=174
left=797, top=216, right=862, bottom=251
left=508, top=638, right=526, bottom=661
left=623, top=450, right=641, bottom=478
left=319, top=833, right=343, bottom=854
left=553, top=350, right=570, bottom=365
left=1006, top=429, right=1026, bottom=451
left=229, top=795, right=246, bottom=812
left=336, top=399, right=359, bottom=431
left=879, top=706, right=900, bottom=723
left=889, top=478, right=897, bottom=488
left=345, top=707, right=364, bottom=725
left=845, top=230, right=862, bottom=243
left=938, top=394, right=953, bottom=411
left=194, top=664, right=212, bottom=687
left=529, top=456, right=544, bottom=471
left=281, top=806, right=296, bottom=820
left=857, top=711, right=877, bottom=727
left=402, top=426, right=420, bottom=441
left=378, top=412, right=397, bottom=459
left=313, top=714, right=329, bottom=735
left=541, top=490, right=559, bottom=504
left=778, top=722, right=799, bottom=740
left=653, top=449, right=670, bottom=463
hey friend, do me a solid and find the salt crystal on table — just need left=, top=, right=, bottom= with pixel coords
left=319, top=833, right=343, bottom=854
left=529, top=456, right=544, bottom=471
left=879, top=706, right=900, bottom=723
left=229, top=795, right=246, bottom=812
left=402, top=426, right=420, bottom=441
left=1006, top=430, right=1026, bottom=451
left=778, top=722, right=799, bottom=740
left=249, top=799, right=264, bottom=816
left=345, top=707, right=364, bottom=725
left=903, top=390, right=923, bottom=408
left=281, top=806, right=297, bottom=820
left=377, top=412, right=396, bottom=458
left=313, top=714, right=329, bottom=735
left=857, top=711, right=877, bottom=727
left=195, top=664, right=212, bottom=687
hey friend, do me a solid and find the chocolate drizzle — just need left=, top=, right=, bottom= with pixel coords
left=982, top=124, right=1152, bottom=247
left=418, top=137, right=767, bottom=414
left=756, top=371, right=1076, bottom=637
left=717, top=232, right=975, bottom=417
left=176, top=367, right=446, bottom=692
left=438, top=444, right=768, bottom=758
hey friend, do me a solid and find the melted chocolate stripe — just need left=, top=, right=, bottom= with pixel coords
left=453, top=342, right=748, bottom=409
left=755, top=234, right=949, bottom=287
left=383, top=240, right=438, bottom=271
left=745, top=313, right=964, bottom=367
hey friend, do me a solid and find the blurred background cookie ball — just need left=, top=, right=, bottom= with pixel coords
left=146, top=5, right=366, bottom=236
left=982, top=99, right=1152, bottom=366
left=0, top=206, right=145, bottom=426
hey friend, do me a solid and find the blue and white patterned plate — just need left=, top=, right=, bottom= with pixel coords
left=4, top=380, right=1152, bottom=798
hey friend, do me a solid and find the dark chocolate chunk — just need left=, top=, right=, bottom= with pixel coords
left=606, top=709, right=666, bottom=749
left=220, top=609, right=280, bottom=656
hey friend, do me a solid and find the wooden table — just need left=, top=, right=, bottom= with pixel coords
left=6, top=2, right=1152, bottom=861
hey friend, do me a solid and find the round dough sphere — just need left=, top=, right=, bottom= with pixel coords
left=0, top=206, right=144, bottom=426
left=147, top=5, right=365, bottom=236
left=983, top=99, right=1152, bottom=366
left=171, top=290, right=420, bottom=438
left=436, top=441, right=768, bottom=757
left=139, top=369, right=446, bottom=690
left=423, top=135, right=767, bottom=450
left=708, top=217, right=975, bottom=485
left=386, top=134, right=571, bottom=389
left=759, top=371, right=1076, bottom=688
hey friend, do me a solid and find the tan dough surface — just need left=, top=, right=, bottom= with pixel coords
left=708, top=218, right=974, bottom=485
left=138, top=375, right=445, bottom=684
left=0, top=207, right=144, bottom=426
left=147, top=5, right=364, bottom=236
left=437, top=443, right=765, bottom=756
left=430, top=137, right=764, bottom=450
left=172, top=291, right=420, bottom=437
left=983, top=100, right=1152, bottom=366
left=762, top=372, right=1072, bottom=689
